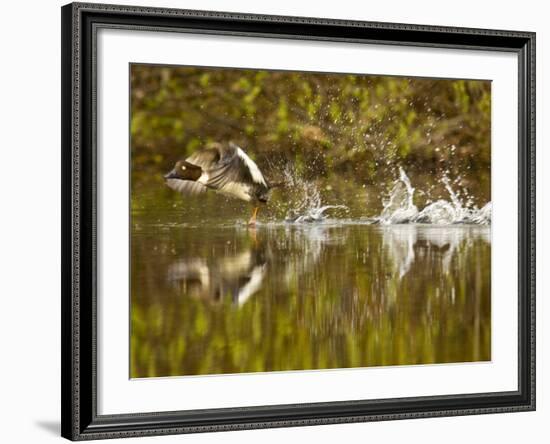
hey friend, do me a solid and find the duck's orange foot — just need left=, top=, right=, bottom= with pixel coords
left=247, top=206, right=259, bottom=227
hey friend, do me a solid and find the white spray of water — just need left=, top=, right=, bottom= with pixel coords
left=286, top=205, right=349, bottom=223
left=279, top=164, right=348, bottom=223
left=278, top=163, right=490, bottom=226
left=468, top=201, right=492, bottom=225
left=377, top=168, right=491, bottom=225
left=280, top=165, right=321, bottom=214
left=378, top=167, right=419, bottom=224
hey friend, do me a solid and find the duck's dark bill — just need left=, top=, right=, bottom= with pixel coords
left=130, top=63, right=491, bottom=378
left=163, top=169, right=178, bottom=180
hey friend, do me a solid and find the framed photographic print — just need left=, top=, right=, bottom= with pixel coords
left=61, top=2, right=536, bottom=440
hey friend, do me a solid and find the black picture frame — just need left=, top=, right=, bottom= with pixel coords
left=61, top=2, right=536, bottom=440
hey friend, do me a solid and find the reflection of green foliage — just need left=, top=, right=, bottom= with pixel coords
left=130, top=224, right=491, bottom=378
left=130, top=65, right=491, bottom=208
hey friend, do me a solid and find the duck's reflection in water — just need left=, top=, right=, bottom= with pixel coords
left=166, top=224, right=345, bottom=306
left=167, top=240, right=268, bottom=306
left=166, top=223, right=490, bottom=309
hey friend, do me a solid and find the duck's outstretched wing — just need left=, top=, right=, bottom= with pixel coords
left=165, top=178, right=207, bottom=196
left=204, top=143, right=266, bottom=186
left=185, top=146, right=223, bottom=169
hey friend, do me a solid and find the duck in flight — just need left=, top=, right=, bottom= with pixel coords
left=164, top=142, right=274, bottom=225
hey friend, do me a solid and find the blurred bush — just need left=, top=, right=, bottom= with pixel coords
left=131, top=65, right=491, bottom=203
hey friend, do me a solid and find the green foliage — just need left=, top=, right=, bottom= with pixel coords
left=130, top=65, right=491, bottom=204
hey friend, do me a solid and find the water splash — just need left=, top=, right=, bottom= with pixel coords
left=379, top=167, right=419, bottom=224
left=377, top=168, right=491, bottom=225
left=415, top=200, right=459, bottom=225
left=280, top=164, right=321, bottom=215
left=277, top=164, right=348, bottom=223
left=285, top=205, right=348, bottom=223
left=275, top=163, right=490, bottom=226
left=469, top=202, right=492, bottom=225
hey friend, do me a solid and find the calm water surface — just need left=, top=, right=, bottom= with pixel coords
left=130, top=204, right=491, bottom=378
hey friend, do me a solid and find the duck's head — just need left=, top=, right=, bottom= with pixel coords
left=164, top=160, right=202, bottom=181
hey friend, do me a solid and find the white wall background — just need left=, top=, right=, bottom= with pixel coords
left=0, top=0, right=545, bottom=443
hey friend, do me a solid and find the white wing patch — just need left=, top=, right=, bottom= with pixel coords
left=237, top=147, right=267, bottom=186
left=197, top=172, right=209, bottom=185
